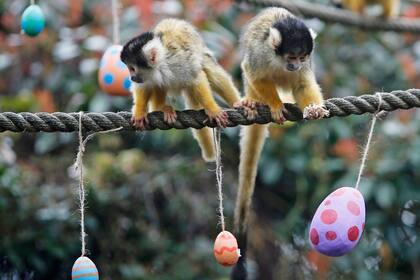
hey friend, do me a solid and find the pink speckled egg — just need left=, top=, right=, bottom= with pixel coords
left=98, top=45, right=131, bottom=96
left=309, top=187, right=365, bottom=257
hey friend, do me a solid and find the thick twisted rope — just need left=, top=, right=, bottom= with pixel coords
left=237, top=0, right=420, bottom=34
left=0, top=89, right=419, bottom=133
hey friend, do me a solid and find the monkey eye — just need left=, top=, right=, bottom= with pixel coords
left=299, top=56, right=307, bottom=62
left=128, top=66, right=135, bottom=72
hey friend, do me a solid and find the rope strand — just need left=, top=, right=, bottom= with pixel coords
left=74, top=112, right=122, bottom=256
left=112, top=0, right=120, bottom=44
left=355, top=93, right=383, bottom=189
left=75, top=112, right=87, bottom=256
left=0, top=90, right=419, bottom=133
left=213, top=128, right=225, bottom=231
left=237, top=0, right=420, bottom=34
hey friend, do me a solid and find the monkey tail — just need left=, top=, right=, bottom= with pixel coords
left=202, top=51, right=241, bottom=107
left=234, top=124, right=269, bottom=233
left=184, top=51, right=239, bottom=163
left=191, top=128, right=216, bottom=162
left=184, top=91, right=216, bottom=162
left=232, top=124, right=268, bottom=279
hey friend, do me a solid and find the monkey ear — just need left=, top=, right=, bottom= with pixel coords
left=309, top=28, right=318, bottom=40
left=143, top=38, right=161, bottom=66
left=145, top=47, right=158, bottom=65
left=268, top=27, right=281, bottom=49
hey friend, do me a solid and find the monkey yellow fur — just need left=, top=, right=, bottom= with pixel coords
left=340, top=0, right=400, bottom=19
left=234, top=8, right=329, bottom=233
left=121, top=19, right=240, bottom=162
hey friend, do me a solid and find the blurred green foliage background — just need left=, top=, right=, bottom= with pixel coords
left=1, top=0, right=420, bottom=279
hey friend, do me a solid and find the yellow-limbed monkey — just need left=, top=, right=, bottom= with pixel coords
left=121, top=19, right=241, bottom=162
left=338, top=0, right=400, bottom=19
left=232, top=8, right=329, bottom=273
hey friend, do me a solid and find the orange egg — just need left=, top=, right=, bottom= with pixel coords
left=98, top=45, right=131, bottom=97
left=213, top=230, right=240, bottom=266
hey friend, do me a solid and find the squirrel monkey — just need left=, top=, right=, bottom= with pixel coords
left=335, top=0, right=400, bottom=19
left=234, top=8, right=329, bottom=239
left=121, top=19, right=240, bottom=162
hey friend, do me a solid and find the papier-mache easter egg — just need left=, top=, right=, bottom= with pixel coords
left=21, top=5, right=45, bottom=37
left=214, top=231, right=241, bottom=266
left=71, top=256, right=99, bottom=280
left=98, top=45, right=131, bottom=96
left=309, top=187, right=365, bottom=257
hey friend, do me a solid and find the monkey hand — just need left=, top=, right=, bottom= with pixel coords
left=303, top=104, right=330, bottom=120
left=234, top=98, right=259, bottom=120
left=270, top=107, right=286, bottom=125
left=131, top=109, right=149, bottom=130
left=162, top=105, right=177, bottom=124
left=206, top=110, right=229, bottom=128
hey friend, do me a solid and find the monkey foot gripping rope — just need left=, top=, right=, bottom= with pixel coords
left=0, top=89, right=419, bottom=133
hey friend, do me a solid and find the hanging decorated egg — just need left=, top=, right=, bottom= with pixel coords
left=21, top=5, right=45, bottom=37
left=214, top=231, right=241, bottom=266
left=98, top=45, right=131, bottom=96
left=71, top=256, right=99, bottom=280
left=309, top=186, right=365, bottom=257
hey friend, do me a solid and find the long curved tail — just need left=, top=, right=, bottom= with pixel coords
left=234, top=124, right=269, bottom=233
left=191, top=127, right=216, bottom=162
left=187, top=51, right=239, bottom=162
left=232, top=124, right=268, bottom=279
left=202, top=51, right=240, bottom=107
left=183, top=92, right=216, bottom=162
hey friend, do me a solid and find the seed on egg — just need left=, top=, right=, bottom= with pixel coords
left=309, top=186, right=365, bottom=257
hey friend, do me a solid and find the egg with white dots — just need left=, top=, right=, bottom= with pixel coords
left=98, top=45, right=131, bottom=96
left=71, top=256, right=99, bottom=280
left=21, top=5, right=45, bottom=37
left=309, top=186, right=365, bottom=257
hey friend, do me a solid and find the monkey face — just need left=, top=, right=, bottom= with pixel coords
left=126, top=65, right=144, bottom=83
left=121, top=32, right=164, bottom=84
left=283, top=54, right=309, bottom=72
left=267, top=16, right=315, bottom=72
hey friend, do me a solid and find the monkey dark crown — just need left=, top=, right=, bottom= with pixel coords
left=273, top=16, right=313, bottom=57
left=120, top=31, right=155, bottom=69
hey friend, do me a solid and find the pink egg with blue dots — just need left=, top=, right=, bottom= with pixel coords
left=98, top=45, right=131, bottom=96
left=309, top=187, right=365, bottom=257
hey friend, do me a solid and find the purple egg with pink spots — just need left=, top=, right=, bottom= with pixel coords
left=309, top=186, right=365, bottom=257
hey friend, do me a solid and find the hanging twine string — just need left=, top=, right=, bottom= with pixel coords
left=213, top=128, right=225, bottom=231
left=75, top=113, right=87, bottom=256
left=74, top=112, right=122, bottom=256
left=111, top=0, right=121, bottom=44
left=354, top=93, right=384, bottom=190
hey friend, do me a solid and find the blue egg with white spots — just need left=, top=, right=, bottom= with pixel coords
left=71, top=256, right=99, bottom=280
left=21, top=5, right=45, bottom=37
